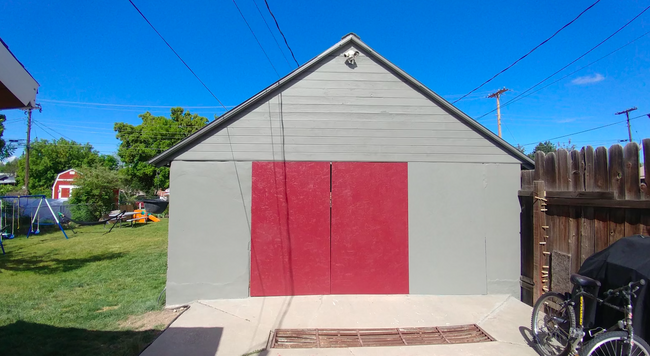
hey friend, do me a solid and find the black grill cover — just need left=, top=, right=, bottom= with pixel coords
left=577, top=235, right=650, bottom=340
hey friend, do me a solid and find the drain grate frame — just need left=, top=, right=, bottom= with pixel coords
left=270, top=324, right=495, bottom=349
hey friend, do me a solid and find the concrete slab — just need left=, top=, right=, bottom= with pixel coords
left=141, top=295, right=538, bottom=356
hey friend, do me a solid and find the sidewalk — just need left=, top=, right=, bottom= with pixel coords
left=141, top=294, right=538, bottom=356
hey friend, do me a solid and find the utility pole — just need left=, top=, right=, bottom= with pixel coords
left=615, top=107, right=637, bottom=143
left=24, top=103, right=41, bottom=195
left=487, top=88, right=510, bottom=138
left=24, top=108, right=32, bottom=194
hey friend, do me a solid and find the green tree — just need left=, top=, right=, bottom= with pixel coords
left=527, top=140, right=576, bottom=159
left=16, top=138, right=115, bottom=195
left=528, top=141, right=557, bottom=159
left=0, top=114, right=17, bottom=160
left=115, top=107, right=208, bottom=193
left=0, top=159, right=18, bottom=174
left=69, top=165, right=120, bottom=221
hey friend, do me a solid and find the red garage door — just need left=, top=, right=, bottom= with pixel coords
left=331, top=162, right=409, bottom=294
left=250, top=162, right=331, bottom=296
left=250, top=162, right=408, bottom=296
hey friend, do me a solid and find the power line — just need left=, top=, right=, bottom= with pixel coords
left=38, top=99, right=235, bottom=109
left=31, top=120, right=58, bottom=141
left=262, top=0, right=299, bottom=67
left=127, top=0, right=254, bottom=234
left=126, top=0, right=228, bottom=108
left=231, top=0, right=280, bottom=77
left=475, top=6, right=650, bottom=121
left=521, top=113, right=648, bottom=147
left=32, top=119, right=75, bottom=142
left=251, top=0, right=292, bottom=68
left=475, top=28, right=650, bottom=120
left=452, top=0, right=602, bottom=104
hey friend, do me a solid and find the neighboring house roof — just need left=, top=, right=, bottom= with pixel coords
left=53, top=168, right=78, bottom=182
left=0, top=174, right=16, bottom=184
left=0, top=37, right=39, bottom=110
left=149, top=33, right=534, bottom=169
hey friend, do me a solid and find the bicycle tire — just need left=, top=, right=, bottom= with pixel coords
left=579, top=331, right=650, bottom=356
left=531, top=292, right=576, bottom=356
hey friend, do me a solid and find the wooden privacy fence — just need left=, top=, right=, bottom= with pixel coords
left=519, top=139, right=650, bottom=305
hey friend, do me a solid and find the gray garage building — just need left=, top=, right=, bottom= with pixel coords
left=150, top=33, right=534, bottom=307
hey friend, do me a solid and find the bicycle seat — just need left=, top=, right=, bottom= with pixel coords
left=570, top=274, right=601, bottom=288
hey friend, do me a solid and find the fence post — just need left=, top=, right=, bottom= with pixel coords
left=533, top=180, right=548, bottom=301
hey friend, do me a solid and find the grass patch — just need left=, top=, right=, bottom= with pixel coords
left=0, top=220, right=169, bottom=356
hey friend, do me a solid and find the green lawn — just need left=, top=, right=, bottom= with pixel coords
left=0, top=219, right=169, bottom=356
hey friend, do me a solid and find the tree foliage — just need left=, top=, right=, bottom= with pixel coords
left=16, top=138, right=116, bottom=195
left=528, top=141, right=557, bottom=159
left=114, top=108, right=208, bottom=193
left=69, top=165, right=120, bottom=221
left=0, top=114, right=16, bottom=160
left=527, top=140, right=576, bottom=159
left=0, top=159, right=18, bottom=174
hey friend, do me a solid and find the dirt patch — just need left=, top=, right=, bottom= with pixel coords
left=119, top=306, right=188, bottom=331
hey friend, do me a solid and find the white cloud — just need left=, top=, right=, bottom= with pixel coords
left=2, top=156, right=17, bottom=163
left=571, top=73, right=605, bottom=85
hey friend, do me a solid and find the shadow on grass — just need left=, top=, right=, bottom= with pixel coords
left=66, top=222, right=157, bottom=234
left=0, top=252, right=125, bottom=274
left=0, top=320, right=223, bottom=356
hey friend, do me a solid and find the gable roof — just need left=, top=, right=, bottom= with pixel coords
left=53, top=168, right=78, bottom=182
left=0, top=37, right=39, bottom=109
left=150, top=33, right=534, bottom=169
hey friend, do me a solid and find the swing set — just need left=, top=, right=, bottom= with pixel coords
left=0, top=195, right=69, bottom=254
left=1, top=195, right=68, bottom=238
left=0, top=194, right=148, bottom=255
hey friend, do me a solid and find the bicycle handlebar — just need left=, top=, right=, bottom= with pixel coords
left=604, top=279, right=646, bottom=298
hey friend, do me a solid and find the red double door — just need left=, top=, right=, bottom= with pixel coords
left=250, top=162, right=409, bottom=296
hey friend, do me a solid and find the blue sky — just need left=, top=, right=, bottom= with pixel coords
left=1, top=0, right=649, bottom=157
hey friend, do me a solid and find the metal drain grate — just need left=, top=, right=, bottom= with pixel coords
left=270, top=324, right=495, bottom=349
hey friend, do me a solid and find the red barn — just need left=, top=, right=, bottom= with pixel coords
left=52, top=168, right=78, bottom=200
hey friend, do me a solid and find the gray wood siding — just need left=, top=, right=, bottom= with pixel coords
left=176, top=45, right=519, bottom=164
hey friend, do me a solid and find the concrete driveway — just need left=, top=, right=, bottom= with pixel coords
left=141, top=295, right=538, bottom=356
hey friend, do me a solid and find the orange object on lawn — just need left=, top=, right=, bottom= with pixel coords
left=133, top=209, right=160, bottom=223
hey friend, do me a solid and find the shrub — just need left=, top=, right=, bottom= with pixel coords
left=69, top=166, right=119, bottom=221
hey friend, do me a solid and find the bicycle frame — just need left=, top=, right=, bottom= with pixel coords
left=567, top=282, right=640, bottom=354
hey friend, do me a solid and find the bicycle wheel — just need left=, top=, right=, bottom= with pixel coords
left=579, top=331, right=650, bottom=356
left=531, top=292, right=576, bottom=356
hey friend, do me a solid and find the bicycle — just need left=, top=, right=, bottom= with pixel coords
left=531, top=273, right=649, bottom=356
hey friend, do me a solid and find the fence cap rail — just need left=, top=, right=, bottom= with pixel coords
left=0, top=195, right=47, bottom=199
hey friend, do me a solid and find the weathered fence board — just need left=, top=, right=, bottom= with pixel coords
left=520, top=139, right=650, bottom=305
left=594, top=147, right=610, bottom=252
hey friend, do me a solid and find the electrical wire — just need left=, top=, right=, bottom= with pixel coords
left=38, top=99, right=235, bottom=109
left=231, top=0, right=280, bottom=77
left=452, top=0, right=602, bottom=104
left=31, top=121, right=59, bottom=141
left=126, top=0, right=252, bottom=234
left=251, top=0, right=292, bottom=68
left=263, top=0, right=299, bottom=67
left=475, top=26, right=650, bottom=121
left=521, top=113, right=648, bottom=147
left=32, top=119, right=75, bottom=142
left=127, top=0, right=228, bottom=108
